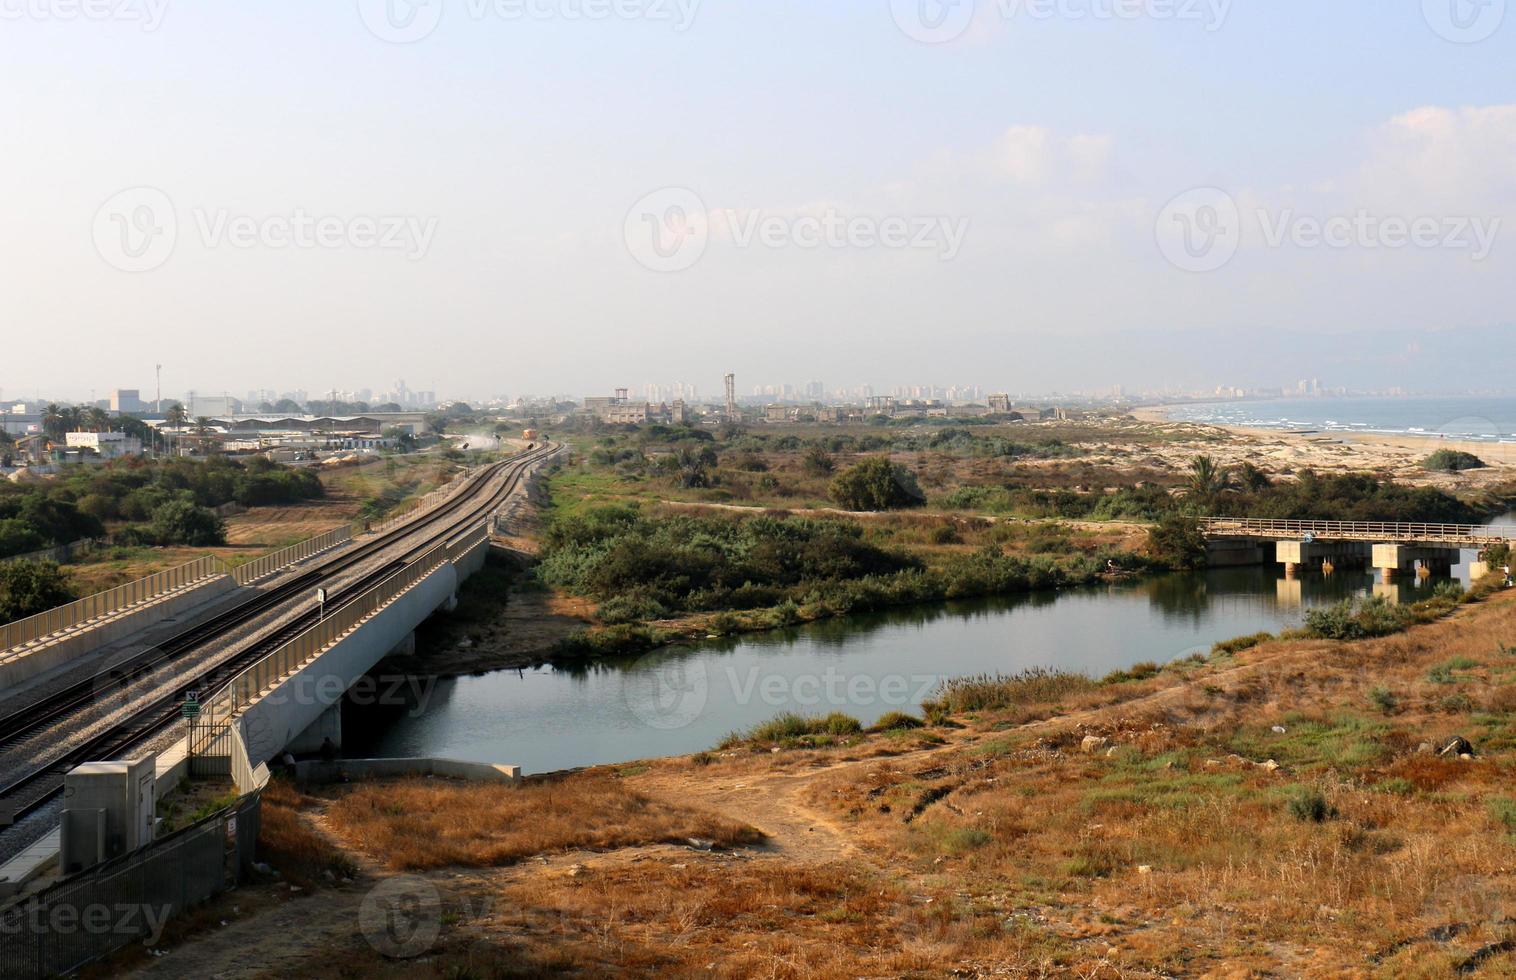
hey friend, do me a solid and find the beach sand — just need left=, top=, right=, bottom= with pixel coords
left=1128, top=405, right=1516, bottom=489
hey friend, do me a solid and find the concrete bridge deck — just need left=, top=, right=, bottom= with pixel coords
left=1200, top=518, right=1515, bottom=549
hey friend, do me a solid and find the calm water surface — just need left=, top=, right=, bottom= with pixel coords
left=346, top=532, right=1509, bottom=775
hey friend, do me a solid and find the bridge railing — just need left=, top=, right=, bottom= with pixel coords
left=230, top=526, right=352, bottom=587
left=0, top=555, right=227, bottom=654
left=1200, top=517, right=1516, bottom=544
left=365, top=464, right=485, bottom=537
left=188, top=522, right=486, bottom=758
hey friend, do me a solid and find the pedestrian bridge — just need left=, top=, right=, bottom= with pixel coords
left=1199, top=517, right=1514, bottom=579
left=1199, top=518, right=1515, bottom=549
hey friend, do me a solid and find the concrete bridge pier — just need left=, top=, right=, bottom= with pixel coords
left=1276, top=540, right=1372, bottom=578
left=1373, top=544, right=1460, bottom=582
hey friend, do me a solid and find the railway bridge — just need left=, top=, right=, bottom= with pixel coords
left=1200, top=517, right=1515, bottom=580
left=0, top=443, right=559, bottom=904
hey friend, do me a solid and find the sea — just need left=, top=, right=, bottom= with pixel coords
left=1160, top=396, right=1516, bottom=445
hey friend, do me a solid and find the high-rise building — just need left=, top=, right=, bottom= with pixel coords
left=109, top=389, right=144, bottom=413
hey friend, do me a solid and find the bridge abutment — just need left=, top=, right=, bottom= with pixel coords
left=1206, top=538, right=1270, bottom=567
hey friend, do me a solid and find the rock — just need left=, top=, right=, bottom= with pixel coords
left=1081, top=735, right=1110, bottom=754
left=1137, top=865, right=1153, bottom=875
left=1416, top=742, right=1434, bottom=755
left=1271, top=726, right=1287, bottom=734
left=1260, top=760, right=1281, bottom=773
left=1439, top=736, right=1475, bottom=758
left=687, top=838, right=715, bottom=851
left=566, top=864, right=585, bottom=877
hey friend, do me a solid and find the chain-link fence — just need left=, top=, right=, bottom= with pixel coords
left=0, top=790, right=262, bottom=978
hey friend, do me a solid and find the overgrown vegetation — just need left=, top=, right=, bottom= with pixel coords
left=0, top=560, right=78, bottom=624
left=0, top=455, right=322, bottom=557
left=540, top=504, right=1140, bottom=641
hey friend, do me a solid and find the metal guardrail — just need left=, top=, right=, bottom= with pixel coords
left=0, top=556, right=226, bottom=654
left=2, top=524, right=360, bottom=658
left=1200, top=517, right=1516, bottom=547
left=230, top=526, right=352, bottom=587
left=189, top=522, right=488, bottom=759
left=0, top=788, right=262, bottom=977
left=366, top=465, right=483, bottom=536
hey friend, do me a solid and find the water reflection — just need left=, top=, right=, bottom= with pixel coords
left=346, top=548, right=1494, bottom=776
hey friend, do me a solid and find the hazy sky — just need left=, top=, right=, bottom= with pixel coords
left=2, top=1, right=1513, bottom=403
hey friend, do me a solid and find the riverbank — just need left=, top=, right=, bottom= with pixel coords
left=125, top=569, right=1516, bottom=976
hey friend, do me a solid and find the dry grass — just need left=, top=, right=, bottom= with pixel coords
left=257, top=779, right=359, bottom=888
left=322, top=775, right=765, bottom=871
left=164, top=585, right=1516, bottom=977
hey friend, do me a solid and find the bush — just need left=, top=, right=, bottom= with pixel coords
left=0, top=560, right=77, bottom=625
left=1146, top=515, right=1206, bottom=570
left=1288, top=789, right=1337, bottom=823
left=148, top=500, right=226, bottom=547
left=870, top=711, right=925, bottom=732
left=1368, top=687, right=1397, bottom=712
left=0, top=519, right=46, bottom=560
left=1303, top=596, right=1411, bottom=641
left=738, top=712, right=863, bottom=745
left=1421, top=449, right=1485, bottom=472
left=828, top=457, right=926, bottom=511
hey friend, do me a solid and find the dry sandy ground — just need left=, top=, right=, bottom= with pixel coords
left=1129, top=406, right=1516, bottom=491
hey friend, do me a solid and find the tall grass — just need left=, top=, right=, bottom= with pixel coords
left=922, top=668, right=1096, bottom=719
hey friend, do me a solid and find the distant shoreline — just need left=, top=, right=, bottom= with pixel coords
left=1130, top=403, right=1515, bottom=468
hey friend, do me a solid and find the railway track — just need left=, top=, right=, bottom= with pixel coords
left=0, top=443, right=556, bottom=826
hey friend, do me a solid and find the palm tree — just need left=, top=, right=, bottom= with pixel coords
left=83, top=406, right=111, bottom=432
left=163, top=402, right=187, bottom=457
left=41, top=403, right=66, bottom=442
left=193, top=416, right=215, bottom=455
left=1186, top=455, right=1232, bottom=498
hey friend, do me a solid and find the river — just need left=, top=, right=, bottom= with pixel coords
left=344, top=519, right=1512, bottom=775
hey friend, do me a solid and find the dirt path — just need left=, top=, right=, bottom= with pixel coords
left=126, top=889, right=370, bottom=980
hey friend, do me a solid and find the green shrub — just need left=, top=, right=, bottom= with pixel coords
left=1146, top=515, right=1207, bottom=570
left=828, top=457, right=926, bottom=511
left=1421, top=449, right=1485, bottom=472
left=1303, top=596, right=1411, bottom=641
left=1288, top=789, right=1336, bottom=823
left=1368, top=687, right=1397, bottom=713
left=0, top=560, right=78, bottom=626
left=871, top=711, right=925, bottom=732
left=739, top=712, right=862, bottom=745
